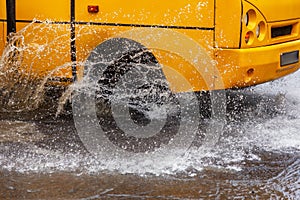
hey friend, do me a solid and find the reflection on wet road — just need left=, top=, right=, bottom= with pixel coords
left=0, top=71, right=300, bottom=199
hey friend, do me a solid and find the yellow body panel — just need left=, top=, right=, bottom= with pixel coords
left=16, top=0, right=70, bottom=21
left=0, top=0, right=300, bottom=93
left=0, top=22, right=4, bottom=55
left=75, top=0, right=214, bottom=28
left=248, top=0, right=300, bottom=22
left=14, top=23, right=72, bottom=79
left=216, top=39, right=300, bottom=89
left=75, top=25, right=214, bottom=91
left=0, top=0, right=5, bottom=19
left=215, top=0, right=242, bottom=48
left=0, top=0, right=5, bottom=55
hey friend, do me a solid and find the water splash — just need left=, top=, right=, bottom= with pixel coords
left=1, top=68, right=299, bottom=176
left=1, top=72, right=300, bottom=199
left=0, top=20, right=74, bottom=112
left=0, top=19, right=299, bottom=200
left=268, top=158, right=300, bottom=199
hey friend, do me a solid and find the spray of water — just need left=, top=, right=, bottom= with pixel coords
left=0, top=20, right=75, bottom=112
left=0, top=21, right=299, bottom=199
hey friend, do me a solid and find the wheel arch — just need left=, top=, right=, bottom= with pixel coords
left=81, top=29, right=217, bottom=93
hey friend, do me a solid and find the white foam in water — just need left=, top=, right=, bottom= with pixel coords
left=1, top=70, right=297, bottom=199
left=249, top=70, right=300, bottom=151
left=0, top=146, right=200, bottom=175
left=0, top=20, right=297, bottom=178
left=267, top=158, right=300, bottom=199
left=1, top=71, right=299, bottom=177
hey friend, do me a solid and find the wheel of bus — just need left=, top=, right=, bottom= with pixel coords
left=82, top=38, right=182, bottom=153
left=96, top=50, right=182, bottom=153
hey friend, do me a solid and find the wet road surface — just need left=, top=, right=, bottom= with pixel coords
left=0, top=72, right=300, bottom=199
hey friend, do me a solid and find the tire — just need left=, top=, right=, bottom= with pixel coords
left=72, top=38, right=200, bottom=157
left=94, top=46, right=181, bottom=153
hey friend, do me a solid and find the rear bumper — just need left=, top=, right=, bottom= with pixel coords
left=216, top=39, right=300, bottom=89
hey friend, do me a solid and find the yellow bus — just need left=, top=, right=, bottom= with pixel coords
left=1, top=0, right=300, bottom=92
left=1, top=0, right=300, bottom=152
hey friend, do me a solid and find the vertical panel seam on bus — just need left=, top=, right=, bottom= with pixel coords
left=71, top=0, right=77, bottom=81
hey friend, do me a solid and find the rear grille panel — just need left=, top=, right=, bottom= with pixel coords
left=271, top=25, right=293, bottom=38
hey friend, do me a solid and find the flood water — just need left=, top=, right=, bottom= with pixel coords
left=0, top=71, right=299, bottom=199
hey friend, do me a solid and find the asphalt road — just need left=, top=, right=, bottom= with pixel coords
left=0, top=72, right=300, bottom=199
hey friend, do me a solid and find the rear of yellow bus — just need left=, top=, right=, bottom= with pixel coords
left=0, top=0, right=299, bottom=92
left=215, top=0, right=300, bottom=89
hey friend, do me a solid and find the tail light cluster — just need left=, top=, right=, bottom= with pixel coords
left=241, top=5, right=267, bottom=47
left=88, top=5, right=99, bottom=14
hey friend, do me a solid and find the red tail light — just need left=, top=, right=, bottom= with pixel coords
left=245, top=32, right=251, bottom=44
left=88, top=5, right=99, bottom=14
